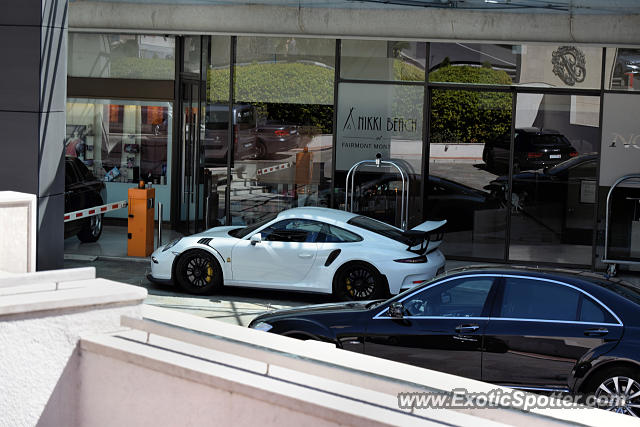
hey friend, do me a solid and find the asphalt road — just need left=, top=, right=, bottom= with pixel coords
left=64, top=258, right=334, bottom=327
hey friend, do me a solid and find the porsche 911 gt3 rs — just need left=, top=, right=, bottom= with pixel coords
left=148, top=207, right=446, bottom=300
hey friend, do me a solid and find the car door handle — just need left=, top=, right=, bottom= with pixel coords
left=455, top=324, right=480, bottom=333
left=298, top=253, right=313, bottom=259
left=584, top=327, right=608, bottom=337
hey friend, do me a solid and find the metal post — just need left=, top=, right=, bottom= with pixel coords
left=157, top=202, right=163, bottom=249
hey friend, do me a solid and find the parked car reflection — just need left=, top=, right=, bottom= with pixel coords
left=485, top=153, right=598, bottom=245
left=483, top=128, right=578, bottom=173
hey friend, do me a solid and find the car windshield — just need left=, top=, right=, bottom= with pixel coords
left=228, top=214, right=277, bottom=238
left=347, top=216, right=412, bottom=245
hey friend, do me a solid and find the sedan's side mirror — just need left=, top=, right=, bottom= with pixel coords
left=388, top=302, right=405, bottom=319
left=250, top=233, right=262, bottom=246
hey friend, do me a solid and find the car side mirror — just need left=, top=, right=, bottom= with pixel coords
left=250, top=233, right=262, bottom=246
left=389, top=302, right=404, bottom=319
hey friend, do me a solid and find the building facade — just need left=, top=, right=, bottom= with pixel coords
left=5, top=0, right=640, bottom=269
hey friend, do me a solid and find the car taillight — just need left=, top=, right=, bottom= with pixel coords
left=527, top=152, right=543, bottom=159
left=570, top=151, right=578, bottom=157
left=394, top=255, right=428, bottom=263
left=274, top=129, right=288, bottom=137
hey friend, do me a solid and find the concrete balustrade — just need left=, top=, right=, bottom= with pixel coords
left=0, top=268, right=635, bottom=426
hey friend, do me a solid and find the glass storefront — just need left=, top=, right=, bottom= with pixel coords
left=68, top=33, right=175, bottom=80
left=66, top=33, right=640, bottom=270
left=225, top=36, right=336, bottom=226
left=428, top=88, right=512, bottom=260
left=66, top=98, right=173, bottom=220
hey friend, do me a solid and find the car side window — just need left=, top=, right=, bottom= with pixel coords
left=499, top=277, right=579, bottom=321
left=580, top=295, right=615, bottom=324
left=260, top=219, right=324, bottom=243
left=403, top=277, right=494, bottom=317
left=322, top=224, right=362, bottom=243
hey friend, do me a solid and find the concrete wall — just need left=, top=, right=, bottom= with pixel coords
left=0, top=192, right=37, bottom=273
left=69, top=2, right=640, bottom=46
left=0, top=268, right=146, bottom=427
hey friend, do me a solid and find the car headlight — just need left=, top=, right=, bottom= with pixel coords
left=162, top=238, right=181, bottom=252
left=251, top=321, right=273, bottom=332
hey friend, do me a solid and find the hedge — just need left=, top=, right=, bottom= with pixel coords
left=110, top=57, right=174, bottom=80
left=429, top=65, right=513, bottom=144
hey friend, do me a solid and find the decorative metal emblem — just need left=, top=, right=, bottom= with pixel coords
left=552, top=46, right=586, bottom=86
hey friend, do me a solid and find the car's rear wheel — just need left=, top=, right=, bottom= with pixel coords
left=77, top=214, right=103, bottom=243
left=256, top=140, right=268, bottom=159
left=587, top=366, right=640, bottom=417
left=175, top=249, right=223, bottom=295
left=334, top=262, right=386, bottom=301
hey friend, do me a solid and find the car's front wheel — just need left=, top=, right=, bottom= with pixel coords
left=587, top=366, right=640, bottom=417
left=175, top=249, right=223, bottom=295
left=333, top=262, right=386, bottom=301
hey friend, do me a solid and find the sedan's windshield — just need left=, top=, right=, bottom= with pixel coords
left=228, top=214, right=277, bottom=238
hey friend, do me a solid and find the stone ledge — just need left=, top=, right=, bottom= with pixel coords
left=0, top=277, right=147, bottom=318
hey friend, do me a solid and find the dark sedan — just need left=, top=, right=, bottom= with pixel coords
left=64, top=156, right=106, bottom=242
left=483, top=128, right=578, bottom=173
left=249, top=266, right=640, bottom=415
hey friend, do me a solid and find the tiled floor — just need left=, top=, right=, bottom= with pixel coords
left=64, top=225, right=183, bottom=260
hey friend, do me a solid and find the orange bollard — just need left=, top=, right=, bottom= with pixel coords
left=127, top=184, right=155, bottom=257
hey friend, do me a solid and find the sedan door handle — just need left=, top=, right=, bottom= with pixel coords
left=298, top=253, right=313, bottom=259
left=584, top=327, right=608, bottom=337
left=455, top=324, right=480, bottom=333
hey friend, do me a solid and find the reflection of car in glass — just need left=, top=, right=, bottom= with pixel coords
left=315, top=175, right=499, bottom=233
left=255, top=120, right=301, bottom=159
left=250, top=266, right=640, bottom=416
left=426, top=175, right=501, bottom=232
left=148, top=207, right=446, bottom=299
left=201, top=103, right=258, bottom=165
left=613, top=48, right=640, bottom=79
left=483, top=128, right=578, bottom=173
left=64, top=156, right=106, bottom=242
left=485, top=153, right=598, bottom=208
left=202, top=104, right=303, bottom=164
left=485, top=153, right=597, bottom=244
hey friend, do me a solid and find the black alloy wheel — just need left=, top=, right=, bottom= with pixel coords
left=256, top=141, right=268, bottom=159
left=175, top=249, right=222, bottom=295
left=78, top=214, right=103, bottom=243
left=589, top=367, right=640, bottom=417
left=335, top=262, right=383, bottom=301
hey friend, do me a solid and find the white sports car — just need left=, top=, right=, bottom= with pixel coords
left=148, top=207, right=446, bottom=300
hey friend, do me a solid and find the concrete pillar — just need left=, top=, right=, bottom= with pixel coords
left=0, top=0, right=68, bottom=270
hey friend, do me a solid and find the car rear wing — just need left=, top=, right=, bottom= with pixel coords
left=405, top=220, right=447, bottom=255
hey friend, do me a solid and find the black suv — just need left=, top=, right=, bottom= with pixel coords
left=64, top=156, right=106, bottom=242
left=483, top=128, right=578, bottom=173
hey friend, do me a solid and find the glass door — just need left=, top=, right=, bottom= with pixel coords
left=178, top=79, right=203, bottom=234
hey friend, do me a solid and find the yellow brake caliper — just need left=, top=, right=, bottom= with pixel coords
left=345, top=277, right=354, bottom=295
left=205, top=263, right=213, bottom=282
